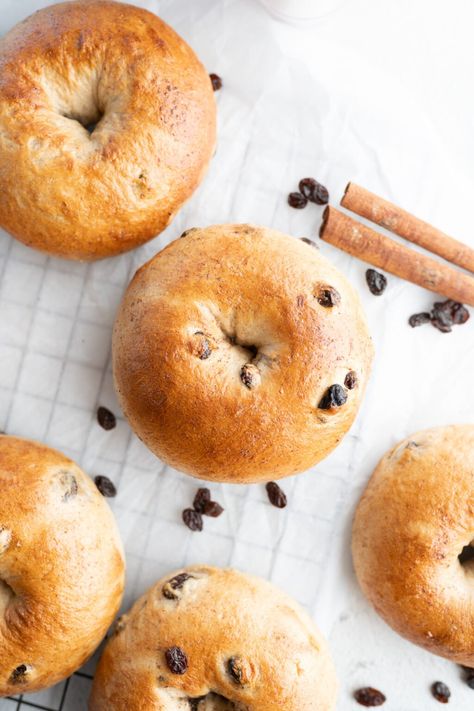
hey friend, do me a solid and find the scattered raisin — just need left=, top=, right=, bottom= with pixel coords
left=344, top=371, right=358, bottom=389
left=182, top=508, right=203, bottom=532
left=94, top=475, right=117, bottom=498
left=163, top=572, right=192, bottom=599
left=365, top=269, right=387, bottom=295
left=354, top=687, right=386, bottom=706
left=450, top=301, right=470, bottom=325
left=97, top=406, right=116, bottom=430
left=431, top=681, right=451, bottom=703
left=10, top=665, right=28, bottom=685
left=203, top=500, right=224, bottom=517
left=318, top=384, right=347, bottom=409
left=227, top=656, right=253, bottom=686
left=193, top=488, right=211, bottom=513
left=300, top=237, right=318, bottom=248
left=165, top=646, right=188, bottom=675
left=209, top=73, right=222, bottom=91
left=240, top=363, right=261, bottom=389
left=317, top=286, right=341, bottom=308
left=461, top=665, right=474, bottom=689
left=298, top=177, right=329, bottom=205
left=288, top=192, right=308, bottom=209
left=266, top=481, right=287, bottom=509
left=431, top=299, right=470, bottom=333
left=409, top=312, right=431, bottom=328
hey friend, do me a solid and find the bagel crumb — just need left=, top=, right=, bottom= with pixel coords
left=431, top=681, right=451, bottom=703
left=165, top=646, right=188, bottom=674
left=354, top=687, right=386, bottom=706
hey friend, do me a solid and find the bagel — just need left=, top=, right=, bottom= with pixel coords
left=89, top=565, right=338, bottom=711
left=0, top=0, right=216, bottom=260
left=112, top=224, right=374, bottom=483
left=0, top=436, right=125, bottom=696
left=352, top=424, right=474, bottom=665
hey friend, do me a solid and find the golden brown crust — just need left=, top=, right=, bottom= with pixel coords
left=352, top=425, right=474, bottom=665
left=0, top=0, right=216, bottom=260
left=0, top=436, right=125, bottom=695
left=89, top=566, right=338, bottom=711
left=112, top=224, right=374, bottom=483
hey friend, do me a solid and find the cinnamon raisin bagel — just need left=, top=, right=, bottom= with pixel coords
left=0, top=436, right=125, bottom=696
left=89, top=566, right=338, bottom=711
left=112, top=224, right=374, bottom=483
left=352, top=424, right=474, bottom=665
left=0, top=0, right=216, bottom=260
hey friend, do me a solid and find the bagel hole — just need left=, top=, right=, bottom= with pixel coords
left=62, top=110, right=104, bottom=135
left=458, top=544, right=474, bottom=567
left=188, top=693, right=239, bottom=710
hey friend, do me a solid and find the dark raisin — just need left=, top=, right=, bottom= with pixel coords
left=430, top=299, right=470, bottom=333
left=203, top=500, right=224, bottom=517
left=180, top=228, right=198, bottom=239
left=240, top=363, right=261, bottom=389
left=317, top=286, right=341, bottom=308
left=165, top=646, right=188, bottom=674
left=227, top=656, right=253, bottom=686
left=97, top=406, right=116, bottom=431
left=288, top=192, right=308, bottom=209
left=408, top=312, right=431, bottom=328
left=182, top=508, right=203, bottom=532
left=209, top=73, right=222, bottom=91
left=94, top=475, right=117, bottom=498
left=354, top=687, right=386, bottom=706
left=298, top=177, right=329, bottom=205
left=344, top=371, right=358, bottom=389
left=10, top=665, right=28, bottom=684
left=193, top=488, right=211, bottom=513
left=300, top=237, right=318, bottom=248
left=365, top=269, right=387, bottom=295
left=163, top=572, right=192, bottom=600
left=265, top=481, right=287, bottom=509
left=461, top=666, right=474, bottom=689
left=318, top=384, right=347, bottom=409
left=431, top=681, right=451, bottom=703
left=450, top=302, right=470, bottom=325
left=195, top=332, right=212, bottom=360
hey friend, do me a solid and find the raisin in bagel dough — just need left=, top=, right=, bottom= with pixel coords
left=112, top=224, right=374, bottom=483
left=0, top=1, right=216, bottom=260
left=89, top=566, right=338, bottom=711
left=0, top=436, right=125, bottom=696
left=352, top=425, right=474, bottom=665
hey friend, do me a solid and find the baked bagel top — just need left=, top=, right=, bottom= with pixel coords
left=0, top=0, right=216, bottom=260
left=89, top=566, right=338, bottom=711
left=0, top=436, right=125, bottom=695
left=113, top=224, right=374, bottom=483
left=352, top=424, right=474, bottom=665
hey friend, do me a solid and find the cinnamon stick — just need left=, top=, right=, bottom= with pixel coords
left=320, top=206, right=474, bottom=307
left=341, top=182, right=474, bottom=273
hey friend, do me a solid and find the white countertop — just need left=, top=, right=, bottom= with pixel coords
left=0, top=0, right=473, bottom=709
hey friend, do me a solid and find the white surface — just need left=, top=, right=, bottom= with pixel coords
left=1, top=0, right=474, bottom=709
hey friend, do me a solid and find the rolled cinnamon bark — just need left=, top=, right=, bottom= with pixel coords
left=320, top=206, right=474, bottom=306
left=341, top=182, right=474, bottom=273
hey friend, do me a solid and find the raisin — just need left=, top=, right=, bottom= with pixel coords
left=450, top=301, right=470, bottom=325
left=193, top=488, right=211, bottom=513
left=318, top=384, right=347, bottom=409
left=227, top=656, right=253, bottom=686
left=408, top=312, right=431, bottom=328
left=300, top=237, right=318, bottom=248
left=354, top=687, right=386, bottom=706
left=317, top=286, right=341, bottom=308
left=180, top=228, right=198, bottom=239
left=288, top=192, right=307, bottom=209
left=194, top=332, right=213, bottom=359
left=431, top=681, right=451, bottom=703
left=163, top=572, right=192, bottom=599
left=365, top=269, right=387, bottom=295
left=344, top=371, right=358, bottom=389
left=97, top=406, right=116, bottom=431
left=10, top=665, right=28, bottom=685
left=265, top=481, right=287, bottom=509
left=182, top=508, right=203, bottom=532
left=113, top=616, right=126, bottom=635
left=240, top=363, right=261, bottom=389
left=165, top=646, right=188, bottom=674
left=59, top=470, right=78, bottom=501
left=298, top=177, right=329, bottom=205
left=94, top=475, right=117, bottom=497
left=461, top=665, right=474, bottom=689
left=203, top=500, right=224, bottom=517
left=209, top=73, right=222, bottom=91
left=430, top=299, right=470, bottom=333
